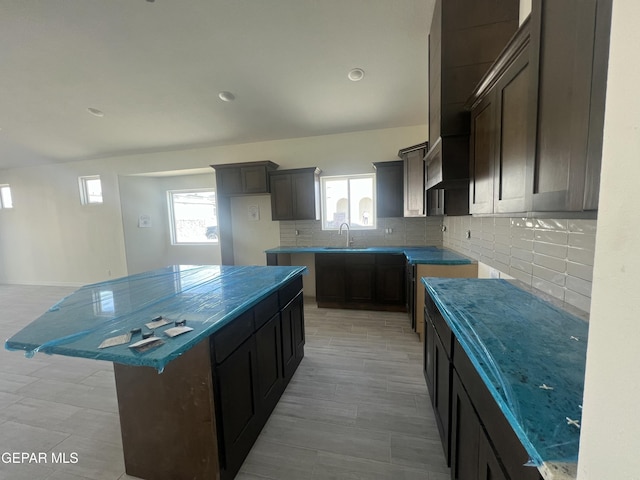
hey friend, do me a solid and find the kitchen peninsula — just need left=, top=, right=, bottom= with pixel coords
left=5, top=264, right=307, bottom=480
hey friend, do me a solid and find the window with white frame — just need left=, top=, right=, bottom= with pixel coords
left=168, top=189, right=218, bottom=244
left=79, top=175, right=103, bottom=205
left=0, top=185, right=13, bottom=209
left=321, top=174, right=376, bottom=230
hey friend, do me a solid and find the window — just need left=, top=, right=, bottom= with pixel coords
left=321, top=174, right=375, bottom=229
left=79, top=175, right=103, bottom=204
left=168, top=190, right=218, bottom=244
left=0, top=185, right=13, bottom=209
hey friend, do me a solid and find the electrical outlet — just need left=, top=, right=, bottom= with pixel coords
left=465, top=230, right=471, bottom=239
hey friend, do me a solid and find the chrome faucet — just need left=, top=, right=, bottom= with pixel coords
left=338, top=222, right=351, bottom=247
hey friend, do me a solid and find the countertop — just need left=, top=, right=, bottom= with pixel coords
left=265, top=245, right=474, bottom=265
left=422, top=277, right=588, bottom=480
left=5, top=265, right=306, bottom=371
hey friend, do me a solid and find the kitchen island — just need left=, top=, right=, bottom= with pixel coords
left=422, top=277, right=588, bottom=480
left=5, top=264, right=307, bottom=480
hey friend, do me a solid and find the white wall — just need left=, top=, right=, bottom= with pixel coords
left=119, top=173, right=220, bottom=275
left=231, top=195, right=280, bottom=266
left=0, top=125, right=426, bottom=285
left=578, top=1, right=640, bottom=477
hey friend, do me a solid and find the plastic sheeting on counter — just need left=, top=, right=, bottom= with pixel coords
left=422, top=277, right=588, bottom=467
left=5, top=265, right=306, bottom=372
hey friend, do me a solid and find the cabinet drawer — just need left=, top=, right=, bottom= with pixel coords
left=432, top=308, right=453, bottom=359
left=254, top=292, right=279, bottom=330
left=279, top=276, right=303, bottom=309
left=344, top=253, right=375, bottom=265
left=212, top=310, right=254, bottom=364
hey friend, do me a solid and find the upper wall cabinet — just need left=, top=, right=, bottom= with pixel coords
left=467, top=0, right=612, bottom=215
left=373, top=161, right=404, bottom=218
left=398, top=142, right=428, bottom=217
left=427, top=0, right=519, bottom=196
left=211, top=161, right=279, bottom=196
left=528, top=0, right=612, bottom=212
left=468, top=21, right=535, bottom=215
left=269, top=167, right=321, bottom=221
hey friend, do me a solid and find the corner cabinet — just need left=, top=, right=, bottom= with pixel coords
left=373, top=161, right=403, bottom=218
left=269, top=167, right=321, bottom=221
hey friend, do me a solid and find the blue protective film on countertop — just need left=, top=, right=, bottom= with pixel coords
left=265, top=245, right=473, bottom=265
left=5, top=265, right=306, bottom=372
left=421, top=277, right=588, bottom=466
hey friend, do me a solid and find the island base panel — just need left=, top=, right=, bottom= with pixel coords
left=114, top=339, right=220, bottom=480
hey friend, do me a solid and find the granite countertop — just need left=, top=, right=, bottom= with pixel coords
left=265, top=245, right=474, bottom=265
left=5, top=265, right=306, bottom=371
left=422, top=277, right=588, bottom=480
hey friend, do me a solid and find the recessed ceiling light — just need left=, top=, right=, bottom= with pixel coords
left=348, top=68, right=365, bottom=82
left=218, top=91, right=236, bottom=102
left=87, top=107, right=105, bottom=117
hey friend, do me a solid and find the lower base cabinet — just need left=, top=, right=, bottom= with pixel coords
left=424, top=288, right=543, bottom=480
left=451, top=372, right=508, bottom=480
left=315, top=253, right=406, bottom=310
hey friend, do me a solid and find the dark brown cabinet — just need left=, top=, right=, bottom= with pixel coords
left=528, top=0, right=611, bottom=212
left=211, top=161, right=279, bottom=196
left=211, top=276, right=304, bottom=480
left=468, top=22, right=534, bottom=215
left=214, top=335, right=261, bottom=478
left=424, top=294, right=454, bottom=464
left=426, top=0, right=519, bottom=210
left=373, top=161, right=403, bottom=218
left=424, top=287, right=543, bottom=480
left=269, top=167, right=321, bottom=221
left=315, top=253, right=406, bottom=311
left=467, top=0, right=612, bottom=215
left=451, top=372, right=509, bottom=480
left=280, top=291, right=305, bottom=383
left=398, top=142, right=428, bottom=217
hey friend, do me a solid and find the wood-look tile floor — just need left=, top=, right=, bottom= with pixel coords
left=0, top=285, right=450, bottom=480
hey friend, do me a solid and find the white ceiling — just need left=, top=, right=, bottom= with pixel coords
left=0, top=0, right=433, bottom=170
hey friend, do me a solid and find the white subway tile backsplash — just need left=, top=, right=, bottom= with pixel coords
left=568, top=247, right=595, bottom=266
left=443, top=216, right=597, bottom=313
left=533, top=253, right=567, bottom=273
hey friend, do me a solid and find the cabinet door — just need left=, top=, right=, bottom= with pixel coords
left=217, top=168, right=243, bottom=196
left=241, top=165, right=269, bottom=194
left=434, top=331, right=452, bottom=463
left=255, top=313, right=284, bottom=418
left=270, top=174, right=294, bottom=220
left=528, top=0, right=601, bottom=211
left=292, top=171, right=318, bottom=220
left=281, top=293, right=304, bottom=382
left=375, top=161, right=404, bottom=218
left=404, top=148, right=426, bottom=216
left=451, top=372, right=480, bottom=480
left=469, top=93, right=496, bottom=214
left=478, top=429, right=509, bottom=480
left=423, top=313, right=436, bottom=400
left=494, top=45, right=532, bottom=214
left=375, top=255, right=406, bottom=305
left=427, top=188, right=445, bottom=216
left=315, top=254, right=346, bottom=304
left=345, top=254, right=375, bottom=303
left=215, top=337, right=260, bottom=478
